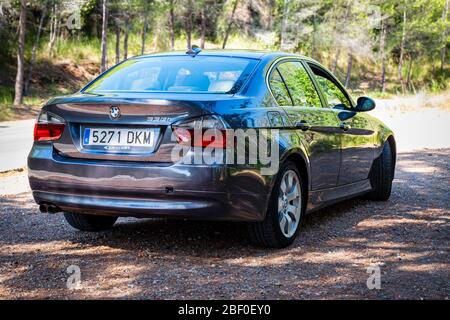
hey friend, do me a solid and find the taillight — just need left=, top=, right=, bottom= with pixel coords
left=33, top=111, right=65, bottom=141
left=172, top=115, right=228, bottom=148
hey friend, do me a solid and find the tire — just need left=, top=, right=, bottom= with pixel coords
left=366, top=142, right=394, bottom=201
left=63, top=212, right=118, bottom=231
left=248, top=161, right=305, bottom=248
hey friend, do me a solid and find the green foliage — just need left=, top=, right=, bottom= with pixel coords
left=0, top=0, right=448, bottom=113
left=0, top=86, right=14, bottom=105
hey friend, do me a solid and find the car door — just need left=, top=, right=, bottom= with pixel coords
left=306, top=62, right=375, bottom=185
left=269, top=59, right=341, bottom=190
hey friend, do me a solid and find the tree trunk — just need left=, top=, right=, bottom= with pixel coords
left=406, top=55, right=413, bottom=91
left=25, top=3, right=47, bottom=96
left=60, top=24, right=68, bottom=42
left=431, top=54, right=436, bottom=77
left=200, top=7, right=206, bottom=49
left=331, top=3, right=350, bottom=74
left=115, top=18, right=120, bottom=64
left=222, top=0, right=238, bottom=49
left=268, top=0, right=275, bottom=29
left=54, top=6, right=61, bottom=48
left=441, top=0, right=448, bottom=70
left=185, top=2, right=193, bottom=50
left=48, top=2, right=57, bottom=57
left=92, top=14, right=98, bottom=37
left=345, top=51, right=352, bottom=88
left=331, top=49, right=340, bottom=74
left=141, top=14, right=148, bottom=55
left=140, top=1, right=150, bottom=55
left=153, top=33, right=159, bottom=51
left=168, top=0, right=175, bottom=50
left=14, top=0, right=27, bottom=106
left=279, top=0, right=289, bottom=50
left=398, top=1, right=407, bottom=93
left=310, top=13, right=317, bottom=59
left=100, top=0, right=108, bottom=72
left=410, top=80, right=416, bottom=94
left=48, top=4, right=54, bottom=51
left=123, top=15, right=129, bottom=60
left=380, top=18, right=387, bottom=93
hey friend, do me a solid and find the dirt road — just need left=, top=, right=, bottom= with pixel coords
left=0, top=148, right=448, bottom=299
left=0, top=119, right=34, bottom=172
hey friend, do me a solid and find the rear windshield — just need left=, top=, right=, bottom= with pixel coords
left=83, top=56, right=258, bottom=94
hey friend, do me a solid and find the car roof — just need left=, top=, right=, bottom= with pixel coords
left=134, top=49, right=314, bottom=62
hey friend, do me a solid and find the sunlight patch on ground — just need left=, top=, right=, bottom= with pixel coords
left=1, top=241, right=127, bottom=256
left=0, top=172, right=30, bottom=196
left=356, top=218, right=432, bottom=230
left=397, top=263, right=449, bottom=273
left=397, top=160, right=443, bottom=174
left=74, top=264, right=148, bottom=299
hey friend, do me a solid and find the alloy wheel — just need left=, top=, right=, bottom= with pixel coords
left=278, top=169, right=302, bottom=238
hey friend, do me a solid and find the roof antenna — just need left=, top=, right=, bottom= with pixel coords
left=186, top=45, right=202, bottom=56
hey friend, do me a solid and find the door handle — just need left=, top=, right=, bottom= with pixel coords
left=295, top=120, right=311, bottom=131
left=340, top=122, right=351, bottom=131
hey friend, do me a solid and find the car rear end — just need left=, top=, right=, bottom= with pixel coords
left=28, top=54, right=268, bottom=222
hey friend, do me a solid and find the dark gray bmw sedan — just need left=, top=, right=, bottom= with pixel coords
left=28, top=50, right=396, bottom=248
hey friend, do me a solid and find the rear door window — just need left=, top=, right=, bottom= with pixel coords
left=277, top=61, right=322, bottom=108
left=268, top=68, right=292, bottom=106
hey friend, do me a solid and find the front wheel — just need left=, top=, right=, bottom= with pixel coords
left=64, top=212, right=118, bottom=231
left=366, top=142, right=394, bottom=201
left=248, top=161, right=305, bottom=248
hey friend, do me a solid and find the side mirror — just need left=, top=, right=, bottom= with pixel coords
left=355, top=96, right=375, bottom=112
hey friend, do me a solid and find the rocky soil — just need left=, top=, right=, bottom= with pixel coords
left=0, top=149, right=448, bottom=299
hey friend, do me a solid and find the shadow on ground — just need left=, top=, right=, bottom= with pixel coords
left=0, top=149, right=448, bottom=299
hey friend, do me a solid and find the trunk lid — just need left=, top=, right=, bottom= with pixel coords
left=46, top=92, right=223, bottom=163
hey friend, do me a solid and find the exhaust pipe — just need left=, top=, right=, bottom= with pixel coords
left=39, top=203, right=61, bottom=214
left=47, top=205, right=60, bottom=213
left=39, top=204, right=48, bottom=213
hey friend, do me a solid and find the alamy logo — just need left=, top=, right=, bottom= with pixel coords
left=366, top=264, right=381, bottom=290
left=66, top=265, right=81, bottom=290
left=66, top=10, right=81, bottom=30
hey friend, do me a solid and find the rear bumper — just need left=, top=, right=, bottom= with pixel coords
left=32, top=190, right=232, bottom=220
left=28, top=144, right=270, bottom=221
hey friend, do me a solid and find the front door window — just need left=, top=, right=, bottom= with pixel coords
left=308, top=64, right=352, bottom=109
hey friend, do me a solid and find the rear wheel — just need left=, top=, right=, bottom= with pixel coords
left=63, top=212, right=118, bottom=231
left=248, top=161, right=305, bottom=248
left=366, top=142, right=394, bottom=200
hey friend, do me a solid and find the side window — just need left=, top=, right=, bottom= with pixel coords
left=277, top=61, right=322, bottom=108
left=268, top=68, right=292, bottom=106
left=309, top=64, right=352, bottom=109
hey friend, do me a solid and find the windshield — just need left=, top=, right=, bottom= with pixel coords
left=83, top=56, right=259, bottom=94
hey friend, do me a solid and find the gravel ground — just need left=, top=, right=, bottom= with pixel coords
left=0, top=148, right=448, bottom=299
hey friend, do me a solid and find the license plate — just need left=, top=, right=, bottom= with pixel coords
left=82, top=127, right=158, bottom=150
